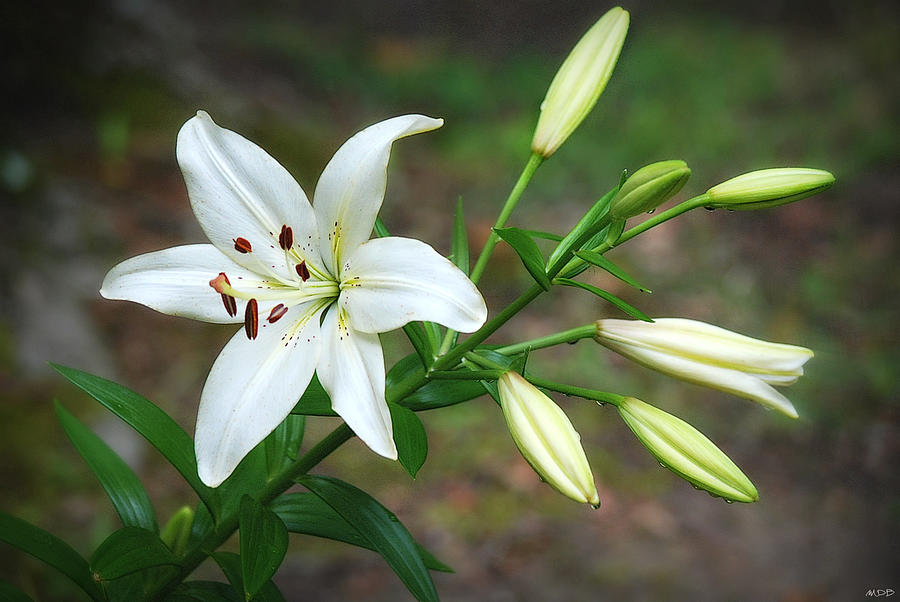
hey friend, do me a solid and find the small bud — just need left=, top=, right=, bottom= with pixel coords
left=160, top=505, right=195, bottom=556
left=609, top=160, right=691, bottom=220
left=706, top=168, right=835, bottom=210
left=531, top=7, right=630, bottom=158
left=617, top=397, right=758, bottom=503
left=595, top=318, right=813, bottom=417
left=498, top=372, right=600, bottom=506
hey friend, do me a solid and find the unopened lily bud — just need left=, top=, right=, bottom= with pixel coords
left=160, top=505, right=194, bottom=556
left=706, top=168, right=835, bottom=210
left=531, top=7, right=630, bottom=158
left=610, top=160, right=691, bottom=219
left=498, top=372, right=600, bottom=506
left=595, top=318, right=813, bottom=417
left=617, top=397, right=758, bottom=503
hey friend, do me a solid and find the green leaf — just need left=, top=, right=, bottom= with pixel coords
left=217, top=444, right=268, bottom=522
left=213, top=552, right=286, bottom=602
left=167, top=581, right=242, bottom=601
left=187, top=501, right=214, bottom=550
left=386, top=354, right=484, bottom=411
left=90, top=528, right=177, bottom=581
left=239, top=496, right=288, bottom=600
left=547, top=185, right=618, bottom=272
left=450, top=197, right=469, bottom=275
left=493, top=227, right=550, bottom=290
left=271, top=493, right=453, bottom=573
left=51, top=365, right=218, bottom=516
left=0, top=512, right=103, bottom=601
left=388, top=403, right=428, bottom=478
left=290, top=374, right=337, bottom=416
left=265, top=414, right=305, bottom=478
left=297, top=475, right=439, bottom=602
left=54, top=400, right=158, bottom=533
left=0, top=579, right=32, bottom=602
left=555, top=278, right=654, bottom=322
left=574, top=250, right=652, bottom=293
left=520, top=229, right=563, bottom=242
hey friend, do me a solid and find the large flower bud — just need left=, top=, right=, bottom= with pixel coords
left=706, top=168, right=834, bottom=210
left=610, top=160, right=691, bottom=220
left=531, top=7, right=630, bottom=158
left=618, top=397, right=758, bottom=503
left=498, top=372, right=600, bottom=506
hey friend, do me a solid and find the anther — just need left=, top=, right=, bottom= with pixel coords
left=295, top=260, right=310, bottom=282
left=222, top=293, right=237, bottom=317
left=244, top=298, right=259, bottom=340
left=233, top=237, right=252, bottom=253
left=279, top=225, right=293, bottom=250
left=267, top=303, right=288, bottom=323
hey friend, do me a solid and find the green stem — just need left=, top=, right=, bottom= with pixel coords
left=494, top=324, right=597, bottom=356
left=428, top=369, right=506, bottom=380
left=526, top=375, right=624, bottom=406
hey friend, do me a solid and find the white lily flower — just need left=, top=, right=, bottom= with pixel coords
left=594, top=318, right=813, bottom=418
left=101, top=111, right=487, bottom=487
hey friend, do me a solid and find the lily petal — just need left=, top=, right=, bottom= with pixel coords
left=100, top=244, right=256, bottom=324
left=194, top=301, right=326, bottom=487
left=317, top=305, right=397, bottom=459
left=339, top=236, right=487, bottom=334
left=177, top=111, right=323, bottom=280
left=313, top=115, right=444, bottom=275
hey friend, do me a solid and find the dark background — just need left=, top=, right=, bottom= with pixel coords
left=2, top=1, right=898, bottom=600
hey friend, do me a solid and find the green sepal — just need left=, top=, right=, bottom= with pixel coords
left=555, top=278, right=654, bottom=322
left=389, top=402, right=428, bottom=478
left=54, top=400, right=158, bottom=532
left=238, top=496, right=288, bottom=601
left=297, top=475, right=439, bottom=602
left=493, top=226, right=551, bottom=290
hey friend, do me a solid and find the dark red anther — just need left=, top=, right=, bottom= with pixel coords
left=244, top=298, right=259, bottom=340
left=221, top=293, right=237, bottom=317
left=278, top=225, right=293, bottom=250
left=233, top=237, right=252, bottom=253
left=267, top=303, right=288, bottom=323
left=295, top=260, right=310, bottom=282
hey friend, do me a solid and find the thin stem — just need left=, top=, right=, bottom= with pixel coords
left=428, top=369, right=506, bottom=380
left=469, top=152, right=544, bottom=285
left=526, top=375, right=624, bottom=406
left=494, top=324, right=597, bottom=356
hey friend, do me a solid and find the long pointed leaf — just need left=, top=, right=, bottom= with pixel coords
left=494, top=227, right=550, bottom=290
left=297, top=475, right=438, bottom=602
left=213, top=552, right=286, bottom=602
left=575, top=250, right=651, bottom=292
left=265, top=414, right=305, bottom=477
left=555, top=278, right=653, bottom=322
left=51, top=365, right=218, bottom=516
left=239, top=496, right=288, bottom=600
left=89, top=527, right=177, bottom=581
left=290, top=374, right=337, bottom=416
left=167, top=581, right=242, bottom=601
left=55, top=401, right=158, bottom=532
left=388, top=403, right=428, bottom=478
left=386, top=354, right=484, bottom=411
left=547, top=186, right=618, bottom=271
left=0, top=513, right=103, bottom=601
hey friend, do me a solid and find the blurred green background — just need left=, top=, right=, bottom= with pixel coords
left=2, top=1, right=898, bottom=600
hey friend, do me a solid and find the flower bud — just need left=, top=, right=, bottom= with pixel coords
left=160, top=505, right=194, bottom=556
left=617, top=397, right=758, bottom=502
left=610, top=160, right=691, bottom=219
left=595, top=318, right=813, bottom=417
left=498, top=372, right=600, bottom=506
left=706, top=168, right=835, bottom=210
left=531, top=7, right=629, bottom=158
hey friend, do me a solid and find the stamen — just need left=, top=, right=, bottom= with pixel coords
left=279, top=225, right=293, bottom=250
left=222, top=293, right=237, bottom=317
left=268, top=303, right=288, bottom=323
left=296, top=260, right=311, bottom=282
left=233, top=237, right=252, bottom=253
left=244, top=298, right=259, bottom=340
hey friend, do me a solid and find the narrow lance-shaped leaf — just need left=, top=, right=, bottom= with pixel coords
left=217, top=442, right=267, bottom=520
left=290, top=374, right=337, bottom=416
left=50, top=364, right=218, bottom=516
left=271, top=493, right=453, bottom=573
left=555, top=278, right=653, bottom=322
left=167, top=581, right=242, bottom=601
left=493, top=227, right=551, bottom=290
left=265, top=414, right=305, bottom=477
left=521, top=229, right=563, bottom=242
left=388, top=403, right=428, bottom=478
left=212, top=552, right=286, bottom=602
left=386, top=353, right=485, bottom=411
left=547, top=185, right=617, bottom=272
left=574, top=250, right=651, bottom=293
left=55, top=400, right=158, bottom=532
left=89, top=527, right=178, bottom=581
left=0, top=512, right=104, bottom=601
left=239, top=496, right=288, bottom=601
left=297, top=475, right=439, bottom=602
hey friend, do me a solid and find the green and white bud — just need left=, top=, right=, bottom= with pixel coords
left=706, top=167, right=835, bottom=210
left=610, top=160, right=691, bottom=220
left=531, top=7, right=629, bottom=158
left=498, top=372, right=600, bottom=506
left=617, top=396, right=758, bottom=502
left=595, top=318, right=813, bottom=417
